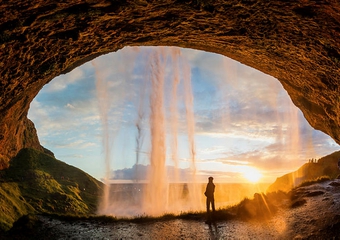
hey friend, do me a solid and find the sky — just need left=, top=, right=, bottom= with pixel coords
left=28, top=46, right=340, bottom=183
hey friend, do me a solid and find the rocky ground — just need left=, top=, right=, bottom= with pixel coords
left=3, top=179, right=340, bottom=240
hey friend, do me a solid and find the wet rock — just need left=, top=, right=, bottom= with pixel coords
left=306, top=191, right=324, bottom=197
left=290, top=198, right=306, bottom=208
left=329, top=181, right=340, bottom=187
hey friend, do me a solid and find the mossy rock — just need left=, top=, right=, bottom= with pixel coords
left=0, top=148, right=103, bottom=231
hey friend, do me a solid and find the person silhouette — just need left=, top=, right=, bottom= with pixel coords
left=204, top=176, right=215, bottom=223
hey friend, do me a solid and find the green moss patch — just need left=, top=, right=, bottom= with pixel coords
left=0, top=148, right=103, bottom=231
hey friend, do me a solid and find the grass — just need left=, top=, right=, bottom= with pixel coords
left=297, top=176, right=331, bottom=188
left=0, top=148, right=103, bottom=231
left=34, top=190, right=287, bottom=226
left=0, top=182, right=35, bottom=231
left=267, top=150, right=340, bottom=193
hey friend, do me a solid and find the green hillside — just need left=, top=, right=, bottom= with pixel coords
left=0, top=148, right=103, bottom=231
left=267, top=151, right=340, bottom=193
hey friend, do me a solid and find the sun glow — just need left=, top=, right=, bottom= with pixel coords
left=242, top=167, right=263, bottom=183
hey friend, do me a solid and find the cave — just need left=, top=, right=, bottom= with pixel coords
left=1, top=0, right=340, bottom=170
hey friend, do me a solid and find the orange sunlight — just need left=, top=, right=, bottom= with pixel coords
left=242, top=167, right=263, bottom=183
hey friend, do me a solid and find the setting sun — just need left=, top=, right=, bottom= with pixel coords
left=242, top=167, right=263, bottom=183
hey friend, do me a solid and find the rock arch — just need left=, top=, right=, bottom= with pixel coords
left=1, top=0, right=339, bottom=168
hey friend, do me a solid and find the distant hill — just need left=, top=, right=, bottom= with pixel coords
left=0, top=148, right=103, bottom=231
left=267, top=151, right=340, bottom=193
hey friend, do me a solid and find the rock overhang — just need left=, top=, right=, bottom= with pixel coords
left=0, top=0, right=339, bottom=168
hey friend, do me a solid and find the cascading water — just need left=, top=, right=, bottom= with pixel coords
left=92, top=61, right=111, bottom=214
left=144, top=49, right=168, bottom=215
left=95, top=47, right=201, bottom=217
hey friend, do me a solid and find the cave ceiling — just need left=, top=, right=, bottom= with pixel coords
left=0, top=0, right=339, bottom=168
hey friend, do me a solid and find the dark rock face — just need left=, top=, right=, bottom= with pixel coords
left=1, top=0, right=339, bottom=168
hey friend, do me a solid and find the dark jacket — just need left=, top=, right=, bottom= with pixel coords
left=205, top=182, right=215, bottom=199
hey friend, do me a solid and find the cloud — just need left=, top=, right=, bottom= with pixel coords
left=28, top=46, right=340, bottom=183
left=198, top=146, right=228, bottom=155
left=215, top=137, right=323, bottom=173
left=110, top=164, right=198, bottom=182
left=65, top=103, right=75, bottom=109
left=57, top=154, right=84, bottom=159
left=197, top=169, right=242, bottom=180
left=54, top=140, right=97, bottom=149
left=44, top=67, right=85, bottom=92
left=211, top=159, right=250, bottom=166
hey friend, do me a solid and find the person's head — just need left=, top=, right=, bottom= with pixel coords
left=208, top=176, right=213, bottom=182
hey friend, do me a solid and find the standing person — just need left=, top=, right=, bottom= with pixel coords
left=204, top=176, right=215, bottom=223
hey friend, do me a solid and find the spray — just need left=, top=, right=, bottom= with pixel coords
left=95, top=47, right=200, bottom=217
left=143, top=48, right=168, bottom=215
left=181, top=55, right=201, bottom=211
left=167, top=48, right=181, bottom=210
left=92, top=61, right=111, bottom=214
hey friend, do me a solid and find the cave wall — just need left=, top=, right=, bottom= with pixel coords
left=1, top=0, right=339, bottom=168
